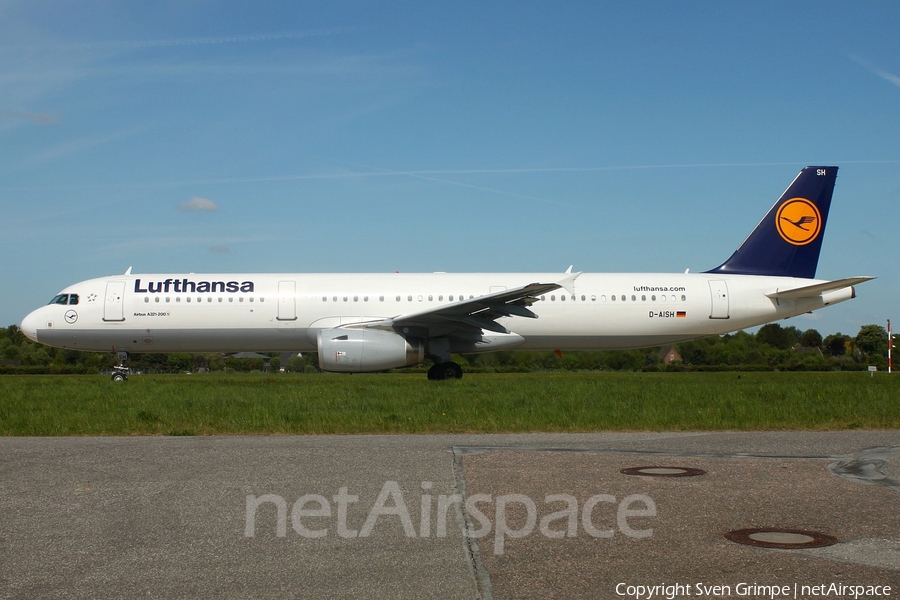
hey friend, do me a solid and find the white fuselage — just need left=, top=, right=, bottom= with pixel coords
left=20, top=271, right=853, bottom=354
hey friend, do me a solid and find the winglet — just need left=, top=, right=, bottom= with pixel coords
left=124, top=266, right=132, bottom=275
left=558, top=268, right=582, bottom=294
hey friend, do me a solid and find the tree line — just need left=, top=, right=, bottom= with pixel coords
left=0, top=323, right=891, bottom=374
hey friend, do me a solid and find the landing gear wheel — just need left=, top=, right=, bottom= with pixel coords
left=111, top=371, right=127, bottom=382
left=427, top=361, right=463, bottom=380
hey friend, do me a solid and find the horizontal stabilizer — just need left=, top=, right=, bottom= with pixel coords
left=766, top=276, right=875, bottom=300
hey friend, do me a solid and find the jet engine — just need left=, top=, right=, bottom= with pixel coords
left=317, top=328, right=425, bottom=373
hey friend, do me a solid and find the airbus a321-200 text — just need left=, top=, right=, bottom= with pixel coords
left=20, top=166, right=874, bottom=380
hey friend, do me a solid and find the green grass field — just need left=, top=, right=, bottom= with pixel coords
left=0, top=371, right=897, bottom=436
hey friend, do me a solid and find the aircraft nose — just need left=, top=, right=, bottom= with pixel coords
left=20, top=310, right=39, bottom=343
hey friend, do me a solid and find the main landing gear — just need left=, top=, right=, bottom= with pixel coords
left=425, top=338, right=462, bottom=380
left=427, top=361, right=463, bottom=380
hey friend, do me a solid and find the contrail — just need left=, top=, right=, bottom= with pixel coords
left=850, top=55, right=900, bottom=89
left=3, top=160, right=899, bottom=193
left=5, top=30, right=350, bottom=52
left=0, top=109, right=58, bottom=124
left=313, top=157, right=575, bottom=207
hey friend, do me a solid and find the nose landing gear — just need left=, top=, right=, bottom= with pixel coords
left=111, top=350, right=129, bottom=381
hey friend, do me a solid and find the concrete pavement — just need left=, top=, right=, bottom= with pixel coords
left=2, top=432, right=899, bottom=599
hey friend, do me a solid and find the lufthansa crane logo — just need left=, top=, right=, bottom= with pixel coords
left=775, top=198, right=821, bottom=246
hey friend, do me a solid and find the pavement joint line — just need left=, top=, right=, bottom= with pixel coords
left=451, top=445, right=842, bottom=460
left=451, top=446, right=493, bottom=600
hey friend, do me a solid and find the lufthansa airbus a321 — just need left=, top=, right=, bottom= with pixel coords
left=20, top=166, right=873, bottom=379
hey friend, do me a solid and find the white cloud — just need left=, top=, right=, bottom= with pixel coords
left=178, top=196, right=219, bottom=212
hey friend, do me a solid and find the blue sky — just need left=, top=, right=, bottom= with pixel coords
left=2, top=1, right=898, bottom=338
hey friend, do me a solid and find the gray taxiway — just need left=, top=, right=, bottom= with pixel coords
left=2, top=432, right=899, bottom=599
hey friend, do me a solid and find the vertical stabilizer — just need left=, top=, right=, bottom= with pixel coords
left=705, top=166, right=837, bottom=278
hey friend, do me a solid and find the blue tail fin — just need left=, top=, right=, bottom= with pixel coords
left=705, top=166, right=837, bottom=279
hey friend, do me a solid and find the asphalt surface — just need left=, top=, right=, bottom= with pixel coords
left=2, top=432, right=899, bottom=599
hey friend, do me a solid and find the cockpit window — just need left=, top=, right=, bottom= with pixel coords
left=48, top=294, right=79, bottom=305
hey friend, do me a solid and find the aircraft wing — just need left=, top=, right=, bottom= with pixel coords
left=766, top=276, right=875, bottom=300
left=359, top=271, right=581, bottom=335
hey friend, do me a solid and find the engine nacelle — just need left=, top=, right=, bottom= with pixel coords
left=317, top=328, right=425, bottom=373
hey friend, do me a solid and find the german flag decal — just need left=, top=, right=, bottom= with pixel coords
left=676, top=311, right=686, bottom=318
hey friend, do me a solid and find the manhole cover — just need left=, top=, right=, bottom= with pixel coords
left=725, top=528, right=838, bottom=549
left=619, top=466, right=706, bottom=477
